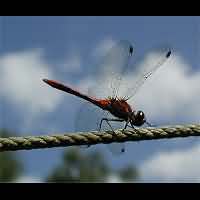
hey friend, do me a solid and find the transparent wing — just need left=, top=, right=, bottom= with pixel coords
left=75, top=102, right=104, bottom=149
left=117, top=48, right=171, bottom=100
left=89, top=40, right=133, bottom=98
left=75, top=40, right=134, bottom=154
left=75, top=102, right=106, bottom=132
left=75, top=102, right=125, bottom=155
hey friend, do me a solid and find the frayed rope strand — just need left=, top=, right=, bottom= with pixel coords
left=0, top=123, right=200, bottom=152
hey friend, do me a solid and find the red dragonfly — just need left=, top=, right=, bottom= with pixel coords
left=43, top=40, right=171, bottom=153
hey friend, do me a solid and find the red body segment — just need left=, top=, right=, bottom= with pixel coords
left=105, top=99, right=133, bottom=120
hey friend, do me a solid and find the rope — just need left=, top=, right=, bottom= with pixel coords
left=0, top=123, right=200, bottom=152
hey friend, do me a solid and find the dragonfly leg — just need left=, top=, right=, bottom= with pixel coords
left=122, top=120, right=130, bottom=131
left=127, top=123, right=138, bottom=132
left=99, top=118, right=125, bottom=153
left=99, top=118, right=124, bottom=132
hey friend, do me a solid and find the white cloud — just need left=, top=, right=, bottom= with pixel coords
left=0, top=49, right=63, bottom=114
left=140, top=143, right=200, bottom=182
left=92, top=38, right=115, bottom=58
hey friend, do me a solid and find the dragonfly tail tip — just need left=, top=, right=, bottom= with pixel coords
left=43, top=78, right=49, bottom=83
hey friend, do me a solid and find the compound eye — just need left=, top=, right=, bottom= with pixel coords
left=137, top=111, right=144, bottom=119
left=138, top=111, right=143, bottom=116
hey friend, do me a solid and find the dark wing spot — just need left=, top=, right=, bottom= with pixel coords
left=129, top=46, right=133, bottom=55
left=166, top=50, right=171, bottom=58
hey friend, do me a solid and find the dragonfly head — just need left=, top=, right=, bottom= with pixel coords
left=131, top=110, right=146, bottom=126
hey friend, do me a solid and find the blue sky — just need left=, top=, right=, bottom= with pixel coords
left=1, top=16, right=200, bottom=182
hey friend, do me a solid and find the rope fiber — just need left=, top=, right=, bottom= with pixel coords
left=0, top=123, right=200, bottom=152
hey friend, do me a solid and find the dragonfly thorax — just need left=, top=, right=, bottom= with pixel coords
left=105, top=98, right=146, bottom=127
left=105, top=98, right=133, bottom=121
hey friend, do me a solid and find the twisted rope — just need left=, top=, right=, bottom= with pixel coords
left=0, top=123, right=200, bottom=152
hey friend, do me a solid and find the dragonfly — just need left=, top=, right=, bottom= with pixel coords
left=43, top=40, right=171, bottom=154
